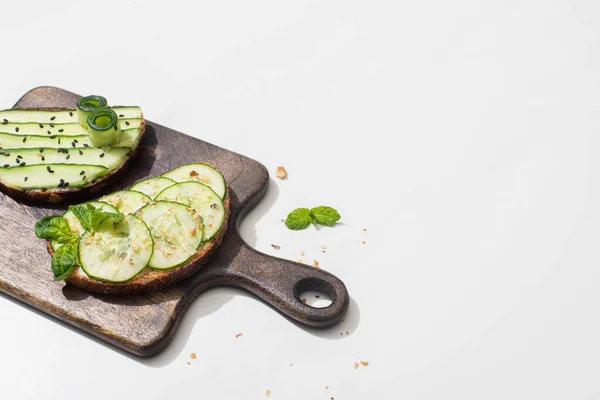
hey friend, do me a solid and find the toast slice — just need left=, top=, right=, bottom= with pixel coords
left=46, top=187, right=230, bottom=294
left=0, top=107, right=146, bottom=204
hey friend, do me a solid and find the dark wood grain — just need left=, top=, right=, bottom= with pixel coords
left=0, top=87, right=349, bottom=356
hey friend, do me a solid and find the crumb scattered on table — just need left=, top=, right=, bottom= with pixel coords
left=281, top=219, right=284, bottom=223
left=363, top=228, right=367, bottom=231
left=276, top=166, right=287, bottom=179
left=325, top=385, right=329, bottom=390
left=362, top=240, right=366, bottom=244
left=313, top=260, right=320, bottom=268
left=271, top=244, right=281, bottom=250
left=190, top=352, right=197, bottom=359
left=360, top=360, right=369, bottom=367
left=235, top=332, right=243, bottom=338
left=315, top=295, right=320, bottom=298
left=265, top=389, right=271, bottom=397
left=186, top=361, right=191, bottom=366
left=289, top=362, right=293, bottom=367
left=353, top=361, right=359, bottom=369
left=321, top=244, right=327, bottom=253
left=299, top=250, right=305, bottom=256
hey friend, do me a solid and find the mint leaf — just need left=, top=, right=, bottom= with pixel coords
left=285, top=208, right=312, bottom=230
left=310, top=206, right=341, bottom=227
left=51, top=241, right=78, bottom=281
left=69, top=203, right=123, bottom=233
left=34, top=215, right=74, bottom=241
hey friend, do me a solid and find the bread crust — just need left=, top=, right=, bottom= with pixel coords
left=47, top=187, right=230, bottom=295
left=0, top=107, right=146, bottom=204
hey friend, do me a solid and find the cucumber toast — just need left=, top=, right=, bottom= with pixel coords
left=0, top=95, right=145, bottom=203
left=34, top=162, right=230, bottom=294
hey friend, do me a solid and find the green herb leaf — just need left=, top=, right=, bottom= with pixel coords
left=51, top=241, right=78, bottom=281
left=34, top=215, right=73, bottom=241
left=310, top=206, right=341, bottom=227
left=69, top=203, right=123, bottom=233
left=285, top=208, right=312, bottom=230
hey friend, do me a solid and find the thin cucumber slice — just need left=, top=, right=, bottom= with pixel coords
left=117, top=127, right=142, bottom=148
left=161, top=163, right=226, bottom=199
left=155, top=181, right=225, bottom=241
left=0, top=147, right=130, bottom=169
left=0, top=119, right=141, bottom=137
left=0, top=107, right=142, bottom=124
left=99, top=190, right=151, bottom=215
left=0, top=164, right=107, bottom=189
left=51, top=201, right=119, bottom=251
left=130, top=177, right=176, bottom=199
left=135, top=201, right=204, bottom=270
left=0, top=133, right=92, bottom=149
left=78, top=214, right=153, bottom=283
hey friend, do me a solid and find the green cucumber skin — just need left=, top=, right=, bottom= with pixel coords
left=0, top=119, right=142, bottom=137
left=0, top=147, right=130, bottom=170
left=0, top=107, right=141, bottom=124
left=135, top=200, right=204, bottom=271
left=161, top=163, right=227, bottom=199
left=0, top=163, right=108, bottom=189
left=0, top=128, right=140, bottom=149
left=77, top=215, right=155, bottom=284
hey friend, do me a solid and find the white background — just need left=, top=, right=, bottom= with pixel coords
left=1, top=0, right=600, bottom=398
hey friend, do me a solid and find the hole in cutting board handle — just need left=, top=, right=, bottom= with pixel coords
left=294, top=277, right=335, bottom=309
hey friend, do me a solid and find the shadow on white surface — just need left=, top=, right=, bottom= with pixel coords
left=238, top=177, right=279, bottom=247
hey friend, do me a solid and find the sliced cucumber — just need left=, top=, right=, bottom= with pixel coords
left=99, top=190, right=151, bottom=215
left=161, top=163, right=226, bottom=199
left=78, top=214, right=153, bottom=283
left=50, top=201, right=120, bottom=251
left=117, top=127, right=142, bottom=148
left=130, top=177, right=176, bottom=199
left=0, top=164, right=107, bottom=189
left=0, top=119, right=141, bottom=137
left=0, top=107, right=142, bottom=124
left=155, top=181, right=225, bottom=241
left=0, top=147, right=130, bottom=169
left=0, top=133, right=92, bottom=149
left=135, top=201, right=204, bottom=270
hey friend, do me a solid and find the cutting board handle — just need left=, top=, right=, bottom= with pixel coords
left=205, top=233, right=350, bottom=328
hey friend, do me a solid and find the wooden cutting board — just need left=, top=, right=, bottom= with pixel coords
left=0, top=87, right=349, bottom=357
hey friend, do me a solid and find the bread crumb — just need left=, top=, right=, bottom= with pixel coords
left=362, top=240, right=366, bottom=244
left=360, top=360, right=369, bottom=367
left=321, top=244, right=327, bottom=253
left=271, top=244, right=281, bottom=250
left=276, top=166, right=287, bottom=179
left=331, top=397, right=335, bottom=400
left=265, top=389, right=271, bottom=397
left=128, top=258, right=134, bottom=265
left=281, top=219, right=284, bottom=223
left=186, top=361, right=191, bottom=366
left=353, top=361, right=359, bottom=369
left=235, top=332, right=243, bottom=338
left=190, top=352, right=196, bottom=359
left=363, top=228, right=367, bottom=231
left=189, top=170, right=199, bottom=177
left=313, top=260, right=320, bottom=268
left=325, top=385, right=329, bottom=390
left=346, top=330, right=350, bottom=335
left=299, top=250, right=305, bottom=256
left=189, top=227, right=197, bottom=237
left=301, top=298, right=307, bottom=303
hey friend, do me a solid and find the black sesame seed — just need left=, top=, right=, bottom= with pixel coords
left=19, top=162, right=25, bottom=166
left=47, top=130, right=51, bottom=135
left=71, top=142, right=75, bottom=147
left=114, top=126, right=118, bottom=130
left=22, top=137, right=26, bottom=143
left=50, top=135, right=56, bottom=139
left=15, top=158, right=19, bottom=163
left=66, top=155, right=70, bottom=160
left=99, top=153, right=105, bottom=158
left=49, top=123, right=54, bottom=128
left=3, top=164, right=8, bottom=168
left=24, top=177, right=28, bottom=182
left=3, top=153, right=7, bottom=157
left=57, top=138, right=60, bottom=144
left=125, top=121, right=130, bottom=126
left=119, top=114, right=124, bottom=117
left=73, top=139, right=78, bottom=143
left=80, top=170, right=85, bottom=175
left=82, top=176, right=86, bottom=180
left=50, top=116, right=56, bottom=121
left=46, top=166, right=53, bottom=173
left=41, top=156, right=45, bottom=161
left=69, top=111, right=73, bottom=117
left=83, top=144, right=89, bottom=147
left=2, top=119, right=7, bottom=123
left=39, top=123, right=43, bottom=128
left=1, top=121, right=6, bottom=125
left=17, top=155, right=22, bottom=159
left=78, top=150, right=83, bottom=155
left=39, top=148, right=44, bottom=153
left=58, top=128, right=64, bottom=133
left=15, top=127, right=19, bottom=133
left=57, top=181, right=63, bottom=187
left=64, top=182, right=69, bottom=187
